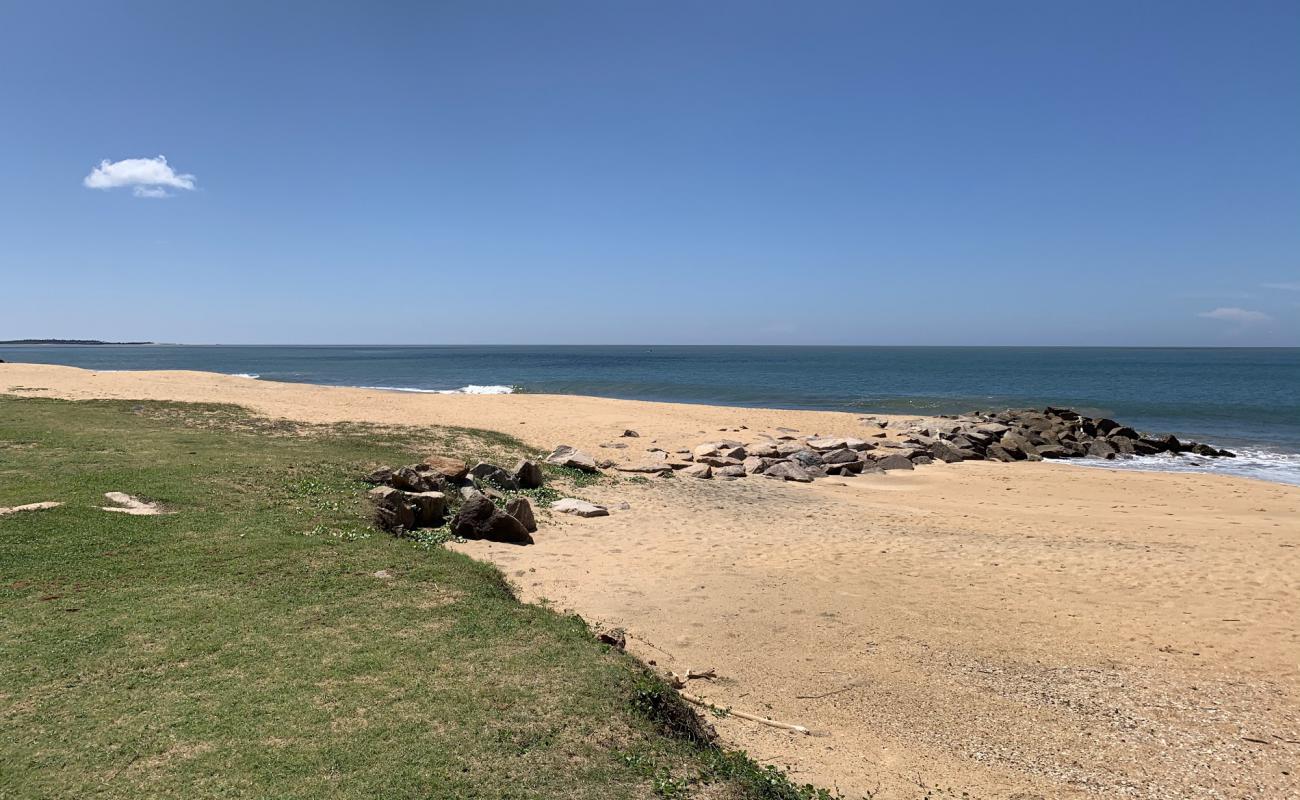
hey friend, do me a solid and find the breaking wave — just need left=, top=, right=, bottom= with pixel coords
left=359, top=384, right=515, bottom=395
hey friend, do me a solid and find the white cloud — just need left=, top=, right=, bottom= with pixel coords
left=83, top=155, right=196, bottom=196
left=1262, top=281, right=1300, bottom=291
left=1198, top=307, right=1273, bottom=325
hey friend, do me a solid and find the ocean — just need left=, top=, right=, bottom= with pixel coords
left=4, top=344, right=1298, bottom=485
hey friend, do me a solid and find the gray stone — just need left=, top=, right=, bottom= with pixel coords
left=821, top=448, right=860, bottom=465
left=681, top=463, right=712, bottom=479
left=764, top=461, right=814, bottom=482
left=621, top=429, right=640, bottom=437
left=876, top=454, right=915, bottom=471
left=470, top=462, right=519, bottom=490
left=551, top=498, right=609, bottom=517
left=788, top=449, right=824, bottom=468
left=1087, top=439, right=1117, bottom=459
left=715, top=465, right=747, bottom=478
left=546, top=445, right=599, bottom=472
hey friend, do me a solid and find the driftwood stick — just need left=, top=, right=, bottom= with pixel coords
left=680, top=691, right=811, bottom=735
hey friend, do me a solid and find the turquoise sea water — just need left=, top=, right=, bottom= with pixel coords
left=4, top=345, right=1298, bottom=484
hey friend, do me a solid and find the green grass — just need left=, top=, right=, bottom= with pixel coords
left=0, top=396, right=833, bottom=800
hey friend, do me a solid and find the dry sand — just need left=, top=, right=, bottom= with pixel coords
left=5, top=363, right=1299, bottom=799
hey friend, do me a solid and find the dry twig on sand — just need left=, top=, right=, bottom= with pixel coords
left=679, top=691, right=811, bottom=735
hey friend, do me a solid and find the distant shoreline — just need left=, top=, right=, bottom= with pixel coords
left=0, top=340, right=156, bottom=346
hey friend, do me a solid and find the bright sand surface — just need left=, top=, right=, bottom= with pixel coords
left=5, top=363, right=1299, bottom=799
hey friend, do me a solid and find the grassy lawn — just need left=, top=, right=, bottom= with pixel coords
left=0, top=396, right=831, bottom=800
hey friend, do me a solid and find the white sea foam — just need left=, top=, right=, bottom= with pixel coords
left=1056, top=448, right=1300, bottom=487
left=360, top=384, right=515, bottom=395
left=229, top=373, right=260, bottom=379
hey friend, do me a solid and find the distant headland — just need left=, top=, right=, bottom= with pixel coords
left=0, top=339, right=155, bottom=345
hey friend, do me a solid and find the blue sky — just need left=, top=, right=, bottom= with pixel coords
left=1, top=1, right=1297, bottom=345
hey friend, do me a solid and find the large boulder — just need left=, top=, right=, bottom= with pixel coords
left=423, top=456, right=469, bottom=480
left=928, top=441, right=967, bottom=464
left=788, top=449, right=824, bottom=468
left=715, top=465, right=747, bottom=478
left=451, top=494, right=533, bottom=544
left=513, top=459, right=545, bottom=489
left=546, top=445, right=599, bottom=472
left=551, top=498, right=609, bottom=517
left=505, top=496, right=537, bottom=532
left=390, top=466, right=435, bottom=492
left=763, top=462, right=814, bottom=482
left=821, top=448, right=860, bottom=465
left=681, top=463, right=713, bottom=479
left=744, top=442, right=782, bottom=458
left=470, top=462, right=519, bottom=490
left=408, top=491, right=448, bottom=526
left=368, top=486, right=415, bottom=532
left=875, top=454, right=915, bottom=471
left=1087, top=439, right=1117, bottom=459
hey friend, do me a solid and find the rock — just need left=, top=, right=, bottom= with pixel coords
left=1141, top=434, right=1180, bottom=452
left=1109, top=425, right=1139, bottom=439
left=843, top=438, right=873, bottom=451
left=715, top=465, right=747, bottom=478
left=546, top=445, right=599, bottom=472
left=513, top=459, right=545, bottom=489
left=1218, top=448, right=1236, bottom=458
left=364, top=466, right=394, bottom=484
left=451, top=494, right=532, bottom=544
left=408, top=491, right=448, bottom=526
left=597, top=629, right=626, bottom=649
left=744, top=442, right=781, bottom=458
left=368, top=486, right=415, bottom=532
left=615, top=461, right=674, bottom=474
left=928, top=441, right=966, bottom=463
left=423, top=455, right=469, bottom=480
left=1000, top=433, right=1039, bottom=459
left=807, top=437, right=849, bottom=451
left=1189, top=442, right=1220, bottom=457
left=1035, top=444, right=1069, bottom=459
left=621, top=429, right=640, bottom=438
left=692, top=443, right=722, bottom=459
left=1111, top=436, right=1136, bottom=456
left=719, top=445, right=747, bottom=460
left=984, top=445, right=1017, bottom=462
left=681, top=463, right=712, bottom=479
left=599, top=442, right=628, bottom=449
left=470, top=462, right=519, bottom=490
left=876, top=454, right=915, bottom=471
left=505, top=496, right=537, bottom=532
left=695, top=455, right=742, bottom=468
left=1094, top=418, right=1120, bottom=435
left=1087, top=439, right=1117, bottom=459
left=741, top=456, right=769, bottom=474
left=821, top=448, right=860, bottom=465
left=551, top=498, right=609, bottom=517
left=459, top=485, right=481, bottom=501
left=910, top=455, right=934, bottom=466
left=788, top=449, right=824, bottom=468
left=764, top=461, right=814, bottom=482
left=390, top=466, right=435, bottom=492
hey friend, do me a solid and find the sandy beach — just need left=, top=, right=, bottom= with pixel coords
left=5, top=363, right=1298, bottom=799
